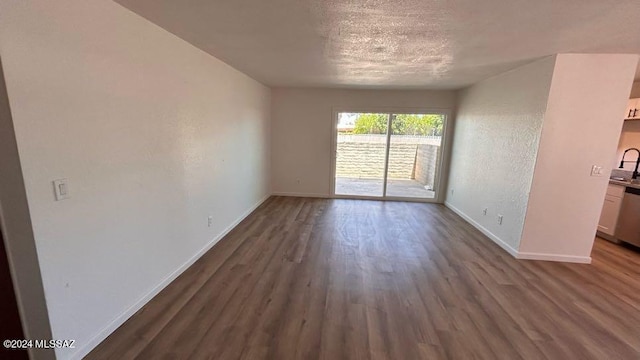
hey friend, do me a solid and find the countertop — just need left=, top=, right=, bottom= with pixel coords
left=609, top=179, right=640, bottom=190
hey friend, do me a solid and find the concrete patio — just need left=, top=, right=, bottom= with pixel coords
left=335, top=177, right=435, bottom=198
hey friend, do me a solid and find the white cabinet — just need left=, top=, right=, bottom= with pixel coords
left=598, top=184, right=625, bottom=236
left=625, top=98, right=640, bottom=119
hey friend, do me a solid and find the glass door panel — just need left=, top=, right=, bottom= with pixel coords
left=385, top=113, right=444, bottom=199
left=334, top=112, right=389, bottom=197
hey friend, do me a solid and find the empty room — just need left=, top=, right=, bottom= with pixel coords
left=1, top=0, right=640, bottom=359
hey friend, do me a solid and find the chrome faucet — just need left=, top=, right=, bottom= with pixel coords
left=619, top=148, right=640, bottom=179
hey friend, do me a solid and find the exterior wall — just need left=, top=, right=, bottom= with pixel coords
left=415, top=144, right=441, bottom=189
left=336, top=143, right=417, bottom=179
left=335, top=143, right=440, bottom=188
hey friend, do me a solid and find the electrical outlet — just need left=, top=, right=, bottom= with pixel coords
left=450, top=189, right=454, bottom=196
left=207, top=216, right=213, bottom=227
left=483, top=208, right=488, bottom=216
left=497, top=215, right=503, bottom=225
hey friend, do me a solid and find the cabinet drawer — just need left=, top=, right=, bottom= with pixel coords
left=606, top=184, right=625, bottom=198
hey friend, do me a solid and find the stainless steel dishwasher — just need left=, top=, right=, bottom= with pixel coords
left=615, top=187, right=640, bottom=247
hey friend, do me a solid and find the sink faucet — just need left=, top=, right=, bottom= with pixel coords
left=619, top=148, right=640, bottom=179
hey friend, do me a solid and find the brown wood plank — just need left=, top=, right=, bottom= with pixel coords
left=87, top=197, right=640, bottom=360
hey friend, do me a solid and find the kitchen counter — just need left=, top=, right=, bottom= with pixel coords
left=609, top=179, right=640, bottom=190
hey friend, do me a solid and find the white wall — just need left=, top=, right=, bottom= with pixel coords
left=445, top=57, right=556, bottom=252
left=271, top=88, right=456, bottom=197
left=0, top=1, right=270, bottom=359
left=519, top=54, right=639, bottom=261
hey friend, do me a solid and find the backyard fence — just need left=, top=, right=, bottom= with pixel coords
left=336, top=134, right=441, bottom=189
left=337, top=134, right=441, bottom=145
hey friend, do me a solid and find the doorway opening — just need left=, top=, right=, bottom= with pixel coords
left=333, top=111, right=446, bottom=201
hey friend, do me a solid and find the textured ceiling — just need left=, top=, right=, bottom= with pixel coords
left=114, top=0, right=640, bottom=89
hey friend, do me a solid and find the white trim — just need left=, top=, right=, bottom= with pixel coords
left=382, top=113, right=392, bottom=197
left=516, top=252, right=591, bottom=264
left=329, top=108, right=341, bottom=197
left=445, top=201, right=592, bottom=264
left=271, top=192, right=330, bottom=198
left=444, top=201, right=519, bottom=257
left=69, top=194, right=271, bottom=360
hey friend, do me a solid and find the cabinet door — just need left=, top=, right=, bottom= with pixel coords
left=626, top=98, right=639, bottom=119
left=606, top=184, right=625, bottom=198
left=598, top=194, right=622, bottom=236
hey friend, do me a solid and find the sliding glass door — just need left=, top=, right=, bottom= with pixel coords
left=385, top=113, right=443, bottom=199
left=334, top=111, right=445, bottom=201
left=334, top=113, right=389, bottom=197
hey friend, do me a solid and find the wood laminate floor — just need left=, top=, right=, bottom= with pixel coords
left=88, top=197, right=640, bottom=359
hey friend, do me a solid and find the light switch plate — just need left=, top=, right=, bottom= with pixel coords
left=53, top=179, right=70, bottom=201
left=590, top=165, right=603, bottom=177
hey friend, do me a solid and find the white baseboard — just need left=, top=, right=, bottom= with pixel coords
left=444, top=201, right=519, bottom=257
left=70, top=194, right=271, bottom=360
left=444, top=202, right=592, bottom=264
left=271, top=191, right=329, bottom=198
left=516, top=252, right=592, bottom=264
